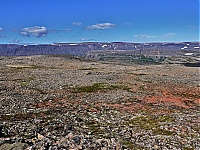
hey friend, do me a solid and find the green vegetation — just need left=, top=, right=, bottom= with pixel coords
left=97, top=54, right=167, bottom=63
left=85, top=121, right=105, bottom=135
left=12, top=77, right=34, bottom=86
left=183, top=147, right=195, bottom=150
left=138, top=55, right=156, bottom=62
left=127, top=115, right=175, bottom=135
left=159, top=56, right=167, bottom=62
left=153, top=128, right=174, bottom=135
left=73, top=83, right=131, bottom=93
left=6, top=65, right=44, bottom=69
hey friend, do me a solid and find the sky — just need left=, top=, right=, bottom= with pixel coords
left=0, top=0, right=199, bottom=44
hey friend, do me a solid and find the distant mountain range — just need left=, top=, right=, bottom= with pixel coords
left=0, top=42, right=199, bottom=57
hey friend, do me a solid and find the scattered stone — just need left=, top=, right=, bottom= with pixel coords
left=0, top=55, right=199, bottom=149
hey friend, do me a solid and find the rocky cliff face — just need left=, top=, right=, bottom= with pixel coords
left=0, top=42, right=199, bottom=56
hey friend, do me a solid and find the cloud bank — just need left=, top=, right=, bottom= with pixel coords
left=20, top=26, right=48, bottom=38
left=164, top=33, right=176, bottom=37
left=72, top=22, right=82, bottom=26
left=10, top=39, right=22, bottom=43
left=80, top=38, right=96, bottom=41
left=134, top=34, right=156, bottom=38
left=86, top=23, right=115, bottom=30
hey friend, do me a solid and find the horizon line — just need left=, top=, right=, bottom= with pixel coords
left=0, top=41, right=199, bottom=45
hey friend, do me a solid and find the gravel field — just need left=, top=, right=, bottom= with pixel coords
left=0, top=55, right=199, bottom=150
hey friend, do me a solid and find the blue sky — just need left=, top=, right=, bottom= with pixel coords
left=0, top=0, right=199, bottom=44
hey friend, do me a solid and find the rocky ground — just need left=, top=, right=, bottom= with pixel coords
left=0, top=55, right=199, bottom=150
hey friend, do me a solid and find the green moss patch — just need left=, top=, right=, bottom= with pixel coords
left=127, top=115, right=175, bottom=135
left=73, top=83, right=131, bottom=93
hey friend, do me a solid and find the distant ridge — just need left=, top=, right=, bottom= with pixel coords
left=0, top=42, right=199, bottom=56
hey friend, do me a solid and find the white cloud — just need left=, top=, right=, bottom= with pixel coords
left=164, top=33, right=176, bottom=37
left=72, top=22, right=82, bottom=26
left=86, top=23, right=115, bottom=30
left=49, top=28, right=71, bottom=33
left=20, top=26, right=48, bottom=38
left=57, top=28, right=71, bottom=32
left=10, top=39, right=22, bottom=43
left=134, top=34, right=156, bottom=38
left=20, top=31, right=30, bottom=37
left=0, top=27, right=3, bottom=31
left=80, top=38, right=96, bottom=41
left=63, top=28, right=72, bottom=31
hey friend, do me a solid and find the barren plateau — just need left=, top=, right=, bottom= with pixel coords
left=0, top=55, right=199, bottom=150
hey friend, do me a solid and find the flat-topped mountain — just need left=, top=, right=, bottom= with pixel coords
left=0, top=42, right=199, bottom=57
